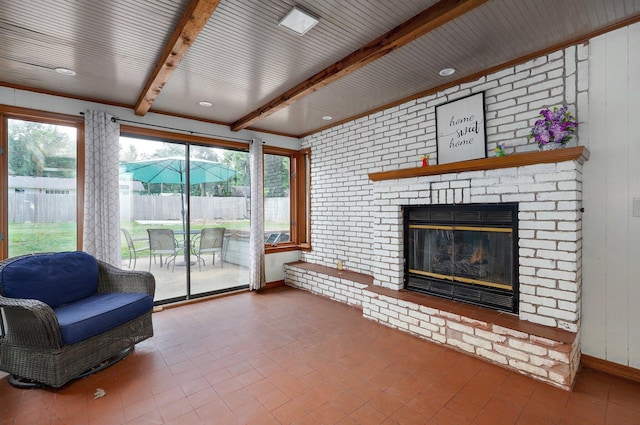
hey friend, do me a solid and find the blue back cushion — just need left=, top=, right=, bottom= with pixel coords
left=0, top=252, right=98, bottom=307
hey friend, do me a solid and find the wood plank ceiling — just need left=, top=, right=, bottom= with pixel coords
left=1, top=0, right=639, bottom=138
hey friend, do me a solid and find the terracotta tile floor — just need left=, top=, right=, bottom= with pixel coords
left=1, top=286, right=639, bottom=425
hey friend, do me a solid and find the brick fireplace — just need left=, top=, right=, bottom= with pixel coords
left=364, top=147, right=589, bottom=389
left=285, top=147, right=589, bottom=389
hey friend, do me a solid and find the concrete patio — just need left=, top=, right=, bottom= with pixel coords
left=121, top=253, right=249, bottom=303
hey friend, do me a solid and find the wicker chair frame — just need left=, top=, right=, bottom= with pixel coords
left=0, top=254, right=155, bottom=388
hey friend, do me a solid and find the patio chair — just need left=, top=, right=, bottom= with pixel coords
left=195, top=227, right=225, bottom=271
left=147, top=229, right=182, bottom=272
left=121, top=228, right=149, bottom=270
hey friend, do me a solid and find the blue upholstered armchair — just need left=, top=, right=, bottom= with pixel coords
left=0, top=251, right=155, bottom=388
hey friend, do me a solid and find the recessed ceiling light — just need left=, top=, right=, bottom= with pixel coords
left=439, top=67, right=456, bottom=77
left=278, top=6, right=319, bottom=36
left=322, top=115, right=333, bottom=121
left=55, top=67, right=76, bottom=76
left=199, top=101, right=213, bottom=107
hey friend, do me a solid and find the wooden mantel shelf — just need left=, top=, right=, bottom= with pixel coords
left=369, top=146, right=590, bottom=182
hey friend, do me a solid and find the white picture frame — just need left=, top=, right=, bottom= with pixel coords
left=435, top=92, right=487, bottom=165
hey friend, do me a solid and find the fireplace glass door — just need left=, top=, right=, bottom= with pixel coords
left=408, top=225, right=513, bottom=290
left=404, top=203, right=518, bottom=313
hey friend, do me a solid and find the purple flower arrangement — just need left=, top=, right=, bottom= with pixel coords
left=528, top=106, right=578, bottom=148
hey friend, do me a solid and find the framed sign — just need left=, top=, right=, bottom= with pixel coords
left=435, top=92, right=487, bottom=164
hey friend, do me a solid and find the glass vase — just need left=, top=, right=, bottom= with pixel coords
left=539, top=143, right=562, bottom=151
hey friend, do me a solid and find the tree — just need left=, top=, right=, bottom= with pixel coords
left=264, top=154, right=290, bottom=197
left=120, top=144, right=138, bottom=162
left=8, top=119, right=76, bottom=177
left=152, top=143, right=185, bottom=159
left=219, top=151, right=290, bottom=197
left=222, top=151, right=250, bottom=188
left=190, top=145, right=220, bottom=162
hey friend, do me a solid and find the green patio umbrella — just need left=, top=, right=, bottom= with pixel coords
left=120, top=157, right=236, bottom=231
left=120, top=157, right=236, bottom=186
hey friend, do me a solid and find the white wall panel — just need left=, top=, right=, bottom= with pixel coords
left=583, top=22, right=640, bottom=367
left=603, top=28, right=630, bottom=366
left=581, top=32, right=607, bottom=359
left=627, top=22, right=640, bottom=369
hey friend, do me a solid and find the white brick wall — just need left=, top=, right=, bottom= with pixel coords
left=292, top=44, right=588, bottom=388
left=301, top=44, right=588, bottom=277
left=302, top=46, right=587, bottom=329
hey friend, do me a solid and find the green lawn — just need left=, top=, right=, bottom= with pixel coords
left=8, top=223, right=77, bottom=257
left=8, top=219, right=287, bottom=259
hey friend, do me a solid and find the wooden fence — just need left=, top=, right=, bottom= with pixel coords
left=9, top=193, right=289, bottom=223
left=8, top=193, right=76, bottom=223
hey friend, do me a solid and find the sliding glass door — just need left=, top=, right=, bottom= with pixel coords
left=188, top=145, right=250, bottom=297
left=119, top=135, right=249, bottom=304
left=119, top=137, right=187, bottom=302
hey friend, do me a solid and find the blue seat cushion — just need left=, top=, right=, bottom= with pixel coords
left=0, top=251, right=98, bottom=308
left=54, top=292, right=153, bottom=345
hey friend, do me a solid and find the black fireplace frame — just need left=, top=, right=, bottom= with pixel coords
left=402, top=203, right=519, bottom=313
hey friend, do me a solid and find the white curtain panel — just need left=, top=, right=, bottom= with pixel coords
left=249, top=138, right=266, bottom=290
left=83, top=110, right=121, bottom=266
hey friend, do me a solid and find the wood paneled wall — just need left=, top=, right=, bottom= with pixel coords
left=582, top=22, right=640, bottom=368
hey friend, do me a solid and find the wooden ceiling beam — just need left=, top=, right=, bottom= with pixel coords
left=230, top=0, right=488, bottom=131
left=134, top=0, right=221, bottom=116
